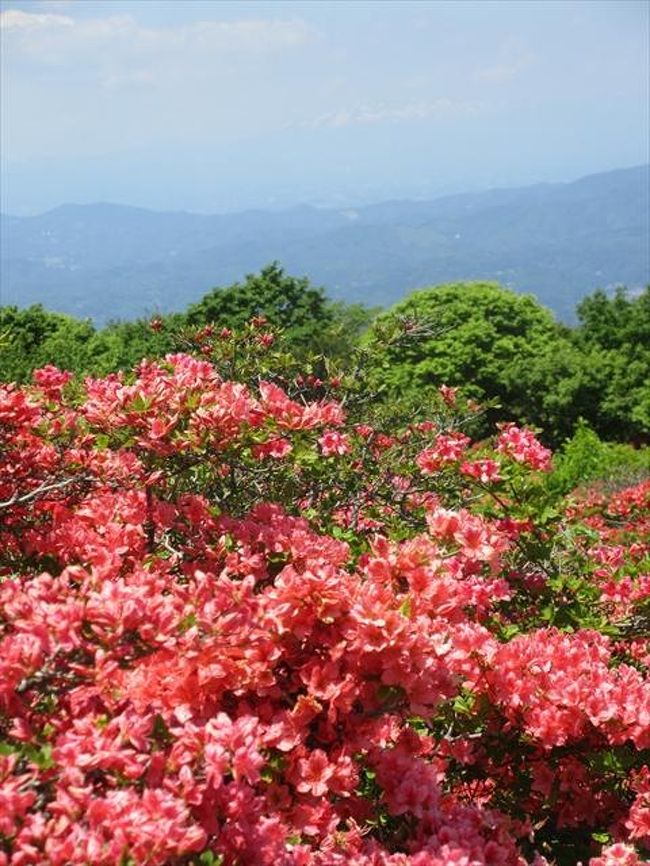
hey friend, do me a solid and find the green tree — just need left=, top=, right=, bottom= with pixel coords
left=508, top=337, right=620, bottom=443
left=573, top=287, right=650, bottom=441
left=81, top=315, right=182, bottom=377
left=365, top=282, right=650, bottom=445
left=0, top=305, right=183, bottom=382
left=575, top=286, right=650, bottom=350
left=365, top=281, right=565, bottom=435
left=1, top=266, right=375, bottom=381
left=0, top=305, right=95, bottom=382
left=185, top=262, right=367, bottom=355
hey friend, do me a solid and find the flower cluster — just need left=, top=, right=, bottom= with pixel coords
left=497, top=423, right=552, bottom=472
left=0, top=350, right=648, bottom=866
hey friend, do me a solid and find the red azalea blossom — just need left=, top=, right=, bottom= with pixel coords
left=318, top=430, right=351, bottom=456
left=0, top=354, right=647, bottom=866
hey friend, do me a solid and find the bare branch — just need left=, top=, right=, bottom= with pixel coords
left=0, top=474, right=95, bottom=511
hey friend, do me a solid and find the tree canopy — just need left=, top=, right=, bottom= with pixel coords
left=0, top=265, right=372, bottom=382
left=1, top=274, right=648, bottom=447
left=365, top=281, right=649, bottom=445
left=185, top=262, right=338, bottom=352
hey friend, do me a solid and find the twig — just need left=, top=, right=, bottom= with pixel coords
left=0, top=474, right=95, bottom=511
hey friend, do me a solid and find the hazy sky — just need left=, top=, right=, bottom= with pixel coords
left=1, top=0, right=648, bottom=213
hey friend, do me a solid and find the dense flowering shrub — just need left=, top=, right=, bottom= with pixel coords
left=0, top=327, right=648, bottom=865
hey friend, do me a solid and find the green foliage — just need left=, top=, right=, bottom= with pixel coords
left=0, top=304, right=183, bottom=382
left=573, top=287, right=650, bottom=441
left=506, top=338, right=609, bottom=443
left=364, top=281, right=561, bottom=432
left=576, top=285, right=650, bottom=350
left=547, top=420, right=650, bottom=495
left=185, top=262, right=359, bottom=355
left=82, top=315, right=182, bottom=376
left=366, top=282, right=650, bottom=446
left=316, top=299, right=379, bottom=359
left=2, top=276, right=648, bottom=451
left=0, top=266, right=372, bottom=382
left=0, top=305, right=95, bottom=383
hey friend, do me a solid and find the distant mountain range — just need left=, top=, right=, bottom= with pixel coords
left=1, top=165, right=648, bottom=323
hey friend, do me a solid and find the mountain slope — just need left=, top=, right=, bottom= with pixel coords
left=1, top=165, right=647, bottom=323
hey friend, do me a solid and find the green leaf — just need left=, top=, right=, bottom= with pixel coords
left=591, top=832, right=611, bottom=844
left=25, top=743, right=54, bottom=769
left=129, top=394, right=151, bottom=412
left=198, top=852, right=224, bottom=866
left=399, top=596, right=412, bottom=618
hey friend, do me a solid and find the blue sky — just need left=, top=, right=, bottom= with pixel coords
left=1, top=0, right=648, bottom=214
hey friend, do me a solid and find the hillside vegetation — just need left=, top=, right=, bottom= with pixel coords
left=1, top=266, right=648, bottom=449
left=1, top=305, right=649, bottom=865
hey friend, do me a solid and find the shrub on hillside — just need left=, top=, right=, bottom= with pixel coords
left=0, top=323, right=648, bottom=865
left=366, top=282, right=650, bottom=446
left=548, top=421, right=650, bottom=495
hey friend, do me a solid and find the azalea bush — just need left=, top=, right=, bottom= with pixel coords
left=0, top=322, right=648, bottom=866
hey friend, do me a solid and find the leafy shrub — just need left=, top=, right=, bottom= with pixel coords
left=366, top=283, right=650, bottom=446
left=548, top=421, right=650, bottom=495
left=0, top=320, right=648, bottom=866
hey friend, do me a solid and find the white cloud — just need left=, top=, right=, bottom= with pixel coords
left=0, top=8, right=315, bottom=64
left=1, top=6, right=321, bottom=160
left=302, top=98, right=486, bottom=129
left=0, top=9, right=73, bottom=31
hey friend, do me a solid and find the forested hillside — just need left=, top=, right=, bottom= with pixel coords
left=2, top=165, right=647, bottom=323
left=2, top=266, right=648, bottom=451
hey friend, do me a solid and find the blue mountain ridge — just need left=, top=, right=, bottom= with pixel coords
left=1, top=165, right=647, bottom=324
